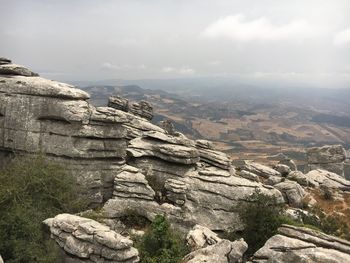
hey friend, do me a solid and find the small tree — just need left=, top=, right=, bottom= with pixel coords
left=0, top=155, right=86, bottom=263
left=135, top=215, right=188, bottom=263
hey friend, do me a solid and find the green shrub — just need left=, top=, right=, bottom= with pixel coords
left=119, top=209, right=151, bottom=229
left=235, top=190, right=292, bottom=256
left=135, top=215, right=188, bottom=263
left=0, top=155, right=87, bottom=263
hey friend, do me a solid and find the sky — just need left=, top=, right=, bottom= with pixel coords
left=1, top=0, right=350, bottom=88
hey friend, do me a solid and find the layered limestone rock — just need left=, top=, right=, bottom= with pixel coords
left=108, top=96, right=153, bottom=120
left=306, top=169, right=350, bottom=192
left=0, top=66, right=131, bottom=204
left=186, top=225, right=221, bottom=251
left=274, top=180, right=305, bottom=208
left=103, top=162, right=284, bottom=231
left=184, top=224, right=248, bottom=263
left=252, top=224, right=350, bottom=263
left=306, top=145, right=347, bottom=176
left=44, top=214, right=139, bottom=263
left=234, top=160, right=281, bottom=179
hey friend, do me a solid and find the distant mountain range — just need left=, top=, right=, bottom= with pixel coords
left=79, top=81, right=350, bottom=164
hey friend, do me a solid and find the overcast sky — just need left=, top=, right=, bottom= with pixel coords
left=1, top=0, right=350, bottom=87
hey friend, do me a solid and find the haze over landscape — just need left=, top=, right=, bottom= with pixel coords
left=1, top=0, right=350, bottom=88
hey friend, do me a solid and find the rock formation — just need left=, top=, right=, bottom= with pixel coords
left=183, top=225, right=247, bottom=263
left=44, top=214, right=139, bottom=263
left=252, top=224, right=350, bottom=263
left=306, top=145, right=347, bottom=177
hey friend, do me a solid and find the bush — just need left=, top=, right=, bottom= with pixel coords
left=0, top=155, right=86, bottom=263
left=235, top=190, right=293, bottom=256
left=135, top=215, right=188, bottom=263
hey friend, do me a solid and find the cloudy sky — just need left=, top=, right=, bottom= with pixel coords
left=1, top=0, right=350, bottom=87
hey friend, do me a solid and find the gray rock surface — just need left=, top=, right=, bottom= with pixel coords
left=0, top=63, right=38, bottom=76
left=186, top=225, right=221, bottom=251
left=238, top=161, right=281, bottom=178
left=274, top=180, right=305, bottom=208
left=278, top=158, right=297, bottom=171
left=252, top=224, right=350, bottom=263
left=306, top=169, right=350, bottom=192
left=307, top=145, right=347, bottom=176
left=44, top=214, right=139, bottom=263
left=108, top=96, right=153, bottom=120
left=274, top=164, right=291, bottom=176
left=183, top=238, right=247, bottom=263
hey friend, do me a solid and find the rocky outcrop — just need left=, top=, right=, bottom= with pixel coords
left=235, top=160, right=281, bottom=179
left=108, top=96, right=153, bottom=121
left=44, top=214, right=139, bottom=263
left=274, top=180, right=305, bottom=208
left=186, top=225, right=221, bottom=251
left=306, top=169, right=350, bottom=192
left=0, top=58, right=38, bottom=76
left=306, top=145, right=347, bottom=176
left=185, top=224, right=248, bottom=262
left=113, top=165, right=155, bottom=201
left=0, top=60, right=165, bottom=205
left=252, top=224, right=350, bottom=263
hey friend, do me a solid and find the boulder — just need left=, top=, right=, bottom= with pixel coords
left=274, top=180, right=305, bottom=208
left=307, top=145, right=347, bottom=176
left=44, top=214, right=139, bottom=263
left=274, top=164, right=291, bottom=176
left=252, top=224, right=350, bottom=263
left=278, top=158, right=297, bottom=171
left=186, top=225, right=221, bottom=251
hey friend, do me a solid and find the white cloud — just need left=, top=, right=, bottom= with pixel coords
left=100, top=62, right=121, bottom=70
left=162, top=67, right=175, bottom=73
left=201, top=14, right=320, bottom=42
left=101, top=62, right=147, bottom=71
left=179, top=67, right=195, bottom=75
left=162, top=66, right=195, bottom=75
left=333, top=28, right=350, bottom=46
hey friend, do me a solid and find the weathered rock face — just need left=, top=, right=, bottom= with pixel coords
left=44, top=214, right=139, bottom=263
left=306, top=145, right=347, bottom=176
left=0, top=60, right=167, bottom=205
left=103, top=161, right=284, bottom=231
left=186, top=225, right=221, bottom=251
left=0, top=68, right=131, bottom=205
left=306, top=169, right=350, bottom=192
left=274, top=180, right=305, bottom=208
left=252, top=224, right=350, bottom=263
left=183, top=226, right=248, bottom=263
left=235, top=160, right=281, bottom=179
left=108, top=96, right=153, bottom=120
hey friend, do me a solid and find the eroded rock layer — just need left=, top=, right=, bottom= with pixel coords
left=44, top=214, right=139, bottom=263
left=252, top=224, right=350, bottom=263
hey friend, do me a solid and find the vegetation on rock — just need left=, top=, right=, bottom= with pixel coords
left=134, top=215, right=188, bottom=263
left=0, top=155, right=86, bottom=263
